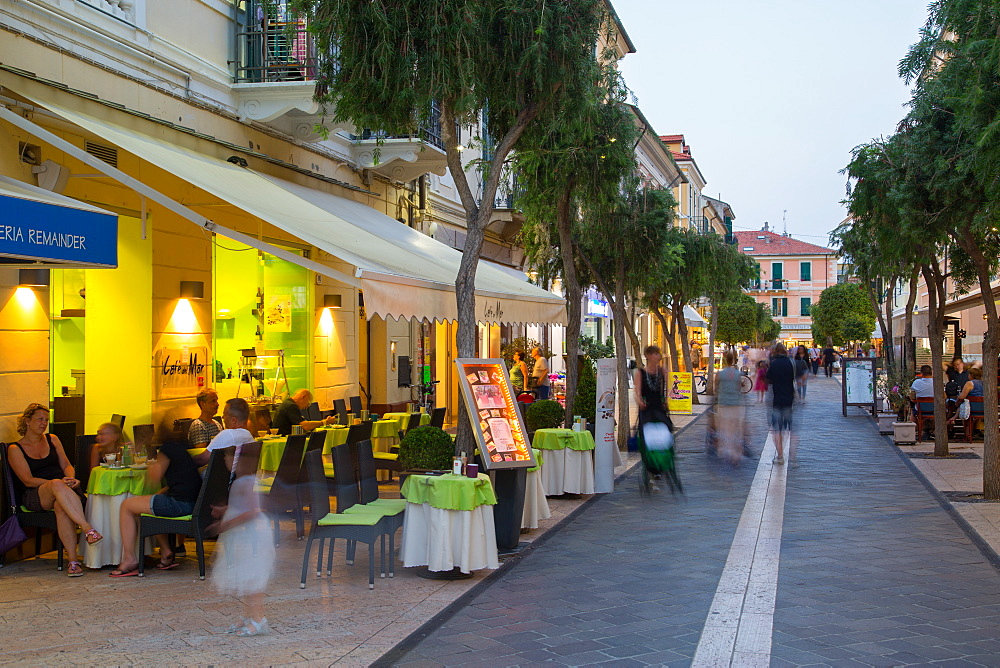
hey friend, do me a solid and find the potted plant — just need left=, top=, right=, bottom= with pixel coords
left=525, top=400, right=565, bottom=441
left=876, top=365, right=913, bottom=437
left=398, top=426, right=455, bottom=480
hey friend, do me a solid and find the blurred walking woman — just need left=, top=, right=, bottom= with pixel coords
left=714, top=349, right=746, bottom=464
left=7, top=403, right=102, bottom=577
left=633, top=345, right=673, bottom=431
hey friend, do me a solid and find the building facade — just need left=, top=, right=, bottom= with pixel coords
left=734, top=226, right=836, bottom=348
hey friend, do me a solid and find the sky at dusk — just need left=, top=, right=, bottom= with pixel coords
left=614, top=0, right=929, bottom=246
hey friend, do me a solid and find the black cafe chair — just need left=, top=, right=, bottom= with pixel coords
left=110, top=414, right=126, bottom=430
left=429, top=407, right=447, bottom=429
left=304, top=402, right=322, bottom=421
left=349, top=395, right=364, bottom=416
left=261, top=434, right=308, bottom=545
left=1, top=444, right=64, bottom=570
left=75, top=434, right=97, bottom=493
left=333, top=399, right=349, bottom=424
left=48, top=423, right=77, bottom=466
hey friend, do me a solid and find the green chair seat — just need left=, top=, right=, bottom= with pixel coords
left=365, top=499, right=407, bottom=512
left=140, top=513, right=193, bottom=521
left=372, top=452, right=398, bottom=460
left=318, top=512, right=382, bottom=527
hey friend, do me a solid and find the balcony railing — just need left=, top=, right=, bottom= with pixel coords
left=235, top=18, right=320, bottom=83
left=746, top=279, right=788, bottom=292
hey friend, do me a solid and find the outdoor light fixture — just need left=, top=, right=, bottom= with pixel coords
left=179, top=280, right=205, bottom=300
left=18, top=268, right=50, bottom=288
left=324, top=294, right=342, bottom=309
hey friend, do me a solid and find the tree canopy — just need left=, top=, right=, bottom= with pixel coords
left=809, top=283, right=876, bottom=347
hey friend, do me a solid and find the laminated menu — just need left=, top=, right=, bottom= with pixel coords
left=454, top=359, right=537, bottom=470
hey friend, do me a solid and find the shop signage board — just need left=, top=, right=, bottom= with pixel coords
left=454, top=358, right=536, bottom=470
left=0, top=191, right=118, bottom=267
left=595, top=358, right=616, bottom=493
left=842, top=357, right=877, bottom=417
left=666, top=372, right=694, bottom=415
left=154, top=346, right=209, bottom=399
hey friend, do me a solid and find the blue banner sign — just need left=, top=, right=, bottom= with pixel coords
left=0, top=193, right=117, bottom=267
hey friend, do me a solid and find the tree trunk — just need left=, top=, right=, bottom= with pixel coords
left=652, top=305, right=671, bottom=367
left=612, top=258, right=631, bottom=452
left=555, top=186, right=581, bottom=426
left=865, top=274, right=892, bottom=369
left=663, top=306, right=679, bottom=373
left=882, top=276, right=896, bottom=369
left=706, top=301, right=718, bottom=395
left=954, top=232, right=1000, bottom=499
left=921, top=262, right=948, bottom=458
left=903, top=268, right=919, bottom=376
left=624, top=303, right=642, bottom=366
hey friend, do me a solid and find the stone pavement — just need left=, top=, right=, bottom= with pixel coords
left=0, top=406, right=707, bottom=667
left=385, top=374, right=1000, bottom=667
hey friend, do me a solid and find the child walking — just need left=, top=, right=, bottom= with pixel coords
left=211, top=446, right=275, bottom=637
left=754, top=359, right=769, bottom=403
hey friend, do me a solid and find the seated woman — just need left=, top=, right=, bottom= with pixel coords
left=7, top=403, right=103, bottom=578
left=110, top=440, right=202, bottom=577
left=955, top=367, right=985, bottom=430
left=89, top=422, right=128, bottom=470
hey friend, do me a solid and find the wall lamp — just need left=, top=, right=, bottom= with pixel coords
left=19, top=268, right=50, bottom=288
left=179, top=280, right=205, bottom=300
left=324, top=294, right=342, bottom=309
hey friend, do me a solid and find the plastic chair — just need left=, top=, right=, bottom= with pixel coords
left=300, top=449, right=389, bottom=589
left=137, top=447, right=232, bottom=578
left=1, top=444, right=63, bottom=570
left=262, top=434, right=308, bottom=545
left=354, top=440, right=405, bottom=577
left=964, top=397, right=986, bottom=442
left=429, top=407, right=447, bottom=429
left=914, top=399, right=935, bottom=441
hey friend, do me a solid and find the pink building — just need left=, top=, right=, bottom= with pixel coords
left=734, top=227, right=836, bottom=347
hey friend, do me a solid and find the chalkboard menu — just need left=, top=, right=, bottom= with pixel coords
left=454, top=359, right=536, bottom=470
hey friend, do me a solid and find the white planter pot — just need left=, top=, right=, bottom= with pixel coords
left=877, top=413, right=896, bottom=434
left=893, top=422, right=917, bottom=444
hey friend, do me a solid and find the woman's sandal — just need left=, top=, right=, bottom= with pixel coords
left=235, top=618, right=270, bottom=637
left=155, top=555, right=179, bottom=571
left=67, top=561, right=84, bottom=577
left=84, top=529, right=103, bottom=546
left=109, top=566, right=139, bottom=578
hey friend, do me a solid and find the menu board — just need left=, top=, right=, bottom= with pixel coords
left=454, top=358, right=536, bottom=470
left=841, top=357, right=877, bottom=417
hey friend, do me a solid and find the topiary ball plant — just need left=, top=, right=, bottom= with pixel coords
left=526, top=400, right=565, bottom=431
left=398, top=425, right=455, bottom=471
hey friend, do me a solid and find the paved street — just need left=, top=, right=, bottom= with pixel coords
left=385, top=375, right=1000, bottom=667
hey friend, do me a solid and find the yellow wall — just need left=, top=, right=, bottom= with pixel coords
left=0, top=271, right=50, bottom=442
left=84, top=215, right=153, bottom=433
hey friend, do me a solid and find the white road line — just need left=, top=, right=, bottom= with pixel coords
left=692, top=433, right=788, bottom=667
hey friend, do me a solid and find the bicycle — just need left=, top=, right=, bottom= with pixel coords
left=404, top=379, right=440, bottom=411
left=694, top=369, right=753, bottom=395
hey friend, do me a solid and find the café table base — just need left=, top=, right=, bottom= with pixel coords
left=400, top=501, right=499, bottom=573
left=540, top=448, right=596, bottom=496
left=412, top=566, right=474, bottom=580
left=79, top=493, right=152, bottom=569
left=521, top=468, right=551, bottom=530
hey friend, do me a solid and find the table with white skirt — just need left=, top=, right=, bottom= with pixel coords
left=399, top=473, right=499, bottom=573
left=532, top=428, right=596, bottom=496
left=522, top=448, right=551, bottom=530
left=80, top=465, right=157, bottom=568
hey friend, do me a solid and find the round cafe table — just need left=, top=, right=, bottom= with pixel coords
left=80, top=465, right=159, bottom=569
left=254, top=428, right=350, bottom=471
left=399, top=473, right=499, bottom=573
left=522, top=448, right=552, bottom=530
left=532, top=428, right=596, bottom=495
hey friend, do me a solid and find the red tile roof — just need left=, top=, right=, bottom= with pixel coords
left=734, top=230, right=833, bottom=256
left=671, top=151, right=690, bottom=162
left=660, top=134, right=685, bottom=143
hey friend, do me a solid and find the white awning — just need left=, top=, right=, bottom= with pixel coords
left=6, top=80, right=565, bottom=326
left=683, top=304, right=707, bottom=328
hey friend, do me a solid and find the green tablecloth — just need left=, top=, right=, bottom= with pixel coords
left=532, top=428, right=596, bottom=451
left=87, top=466, right=160, bottom=496
left=317, top=426, right=350, bottom=455
left=256, top=428, right=350, bottom=470
left=527, top=447, right=544, bottom=473
left=401, top=473, right=497, bottom=511
left=378, top=412, right=431, bottom=437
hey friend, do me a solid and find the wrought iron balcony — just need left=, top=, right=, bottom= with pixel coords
left=235, top=18, right=318, bottom=84
left=746, top=279, right=788, bottom=292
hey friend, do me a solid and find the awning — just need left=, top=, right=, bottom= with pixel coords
left=5, top=81, right=564, bottom=325
left=683, top=305, right=707, bottom=328
left=0, top=175, right=117, bottom=267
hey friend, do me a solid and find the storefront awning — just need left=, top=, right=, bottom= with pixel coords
left=0, top=175, right=117, bottom=267
left=6, top=83, right=564, bottom=326
left=683, top=305, right=707, bottom=328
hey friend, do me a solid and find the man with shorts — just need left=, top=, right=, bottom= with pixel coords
left=530, top=348, right=551, bottom=400
left=110, top=441, right=202, bottom=576
left=766, top=343, right=796, bottom=465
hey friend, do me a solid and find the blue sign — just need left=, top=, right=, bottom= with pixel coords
left=0, top=193, right=117, bottom=266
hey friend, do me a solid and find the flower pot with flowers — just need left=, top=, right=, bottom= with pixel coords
left=877, top=364, right=915, bottom=441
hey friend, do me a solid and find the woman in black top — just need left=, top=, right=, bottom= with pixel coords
left=7, top=403, right=102, bottom=578
left=632, top=345, right=674, bottom=431
left=110, top=441, right=202, bottom=577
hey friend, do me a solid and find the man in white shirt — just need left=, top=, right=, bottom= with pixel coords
left=192, top=397, right=255, bottom=469
left=910, top=365, right=935, bottom=401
